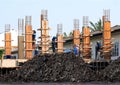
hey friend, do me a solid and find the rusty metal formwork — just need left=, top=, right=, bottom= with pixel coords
left=102, top=10, right=112, bottom=60
left=5, top=24, right=11, bottom=56
left=73, top=19, right=80, bottom=46
left=38, top=10, right=50, bottom=54
left=25, top=16, right=33, bottom=59
left=18, top=19, right=24, bottom=59
left=57, top=24, right=64, bottom=53
left=82, top=16, right=91, bottom=59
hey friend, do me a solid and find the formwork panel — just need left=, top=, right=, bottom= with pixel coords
left=73, top=29, right=80, bottom=46
left=57, top=34, right=64, bottom=53
left=18, top=19, right=24, bottom=59
left=5, top=32, right=11, bottom=55
left=83, top=27, right=91, bottom=59
left=103, top=21, right=111, bottom=60
left=18, top=36, right=24, bottom=59
left=41, top=20, right=50, bottom=53
left=25, top=25, right=33, bottom=59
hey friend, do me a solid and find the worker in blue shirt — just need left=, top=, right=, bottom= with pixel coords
left=73, top=44, right=79, bottom=56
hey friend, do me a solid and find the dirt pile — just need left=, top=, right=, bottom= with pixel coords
left=98, top=57, right=120, bottom=82
left=2, top=52, right=120, bottom=83
left=2, top=53, right=96, bottom=82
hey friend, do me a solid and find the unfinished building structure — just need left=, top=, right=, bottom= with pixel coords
left=25, top=16, right=33, bottom=59
left=57, top=24, right=64, bottom=53
left=18, top=19, right=24, bottom=59
left=82, top=16, right=91, bottom=59
left=39, top=10, right=50, bottom=54
left=73, top=19, right=80, bottom=49
left=4, top=24, right=11, bottom=57
left=102, top=10, right=112, bottom=60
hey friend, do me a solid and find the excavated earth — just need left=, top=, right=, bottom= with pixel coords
left=98, top=57, right=120, bottom=82
left=0, top=52, right=120, bottom=83
left=0, top=53, right=96, bottom=82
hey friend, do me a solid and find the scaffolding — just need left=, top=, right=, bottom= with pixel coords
left=102, top=9, right=112, bottom=60
left=5, top=24, right=11, bottom=56
left=38, top=10, right=50, bottom=54
left=25, top=16, right=33, bottom=59
left=73, top=19, right=80, bottom=46
left=18, top=19, right=24, bottom=59
left=57, top=24, right=64, bottom=53
left=82, top=16, right=91, bottom=59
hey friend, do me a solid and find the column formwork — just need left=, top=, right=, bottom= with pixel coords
left=25, top=16, right=33, bottom=59
left=18, top=19, right=24, bottom=59
left=82, top=16, right=91, bottom=59
left=57, top=24, right=64, bottom=53
left=5, top=24, right=11, bottom=56
left=38, top=10, right=50, bottom=54
left=102, top=9, right=112, bottom=60
left=73, top=19, right=80, bottom=46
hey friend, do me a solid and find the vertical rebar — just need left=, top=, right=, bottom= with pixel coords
left=83, top=16, right=89, bottom=27
left=103, top=9, right=110, bottom=21
left=18, top=19, right=24, bottom=36
left=74, top=19, right=79, bottom=29
left=25, top=16, right=31, bottom=25
left=41, top=10, right=48, bottom=20
left=5, top=24, right=10, bottom=32
left=57, top=24, right=62, bottom=35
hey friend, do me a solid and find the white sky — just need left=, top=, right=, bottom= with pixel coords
left=0, top=0, right=120, bottom=38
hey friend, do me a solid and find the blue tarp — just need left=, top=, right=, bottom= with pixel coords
left=64, top=49, right=72, bottom=53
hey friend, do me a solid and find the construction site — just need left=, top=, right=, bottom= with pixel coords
left=0, top=9, right=120, bottom=84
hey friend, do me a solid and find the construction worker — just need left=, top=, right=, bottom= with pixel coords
left=52, top=36, right=57, bottom=53
left=95, top=41, right=101, bottom=60
left=73, top=44, right=79, bottom=56
left=34, top=47, right=39, bottom=56
left=32, top=30, right=36, bottom=49
left=32, top=30, right=36, bottom=41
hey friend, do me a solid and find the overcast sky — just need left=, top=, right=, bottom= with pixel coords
left=0, top=0, right=120, bottom=37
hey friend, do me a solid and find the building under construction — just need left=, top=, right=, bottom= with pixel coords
left=0, top=9, right=119, bottom=78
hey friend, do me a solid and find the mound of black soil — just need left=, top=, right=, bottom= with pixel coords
left=2, top=53, right=96, bottom=82
left=2, top=52, right=120, bottom=83
left=98, top=57, right=120, bottom=82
